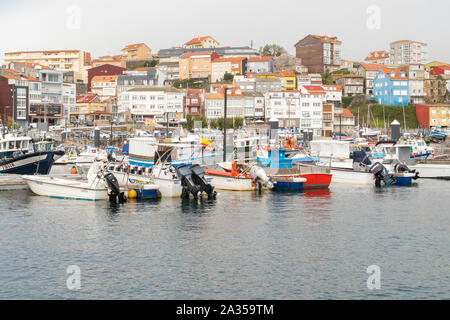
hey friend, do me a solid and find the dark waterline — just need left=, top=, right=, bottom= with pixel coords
left=0, top=180, right=449, bottom=299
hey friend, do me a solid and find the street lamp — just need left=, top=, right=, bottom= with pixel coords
left=223, top=86, right=235, bottom=162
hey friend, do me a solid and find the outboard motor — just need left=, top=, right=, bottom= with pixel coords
left=190, top=164, right=217, bottom=199
left=394, top=163, right=419, bottom=180
left=369, top=163, right=395, bottom=187
left=249, top=165, right=274, bottom=191
left=176, top=165, right=201, bottom=199
left=104, top=172, right=127, bottom=203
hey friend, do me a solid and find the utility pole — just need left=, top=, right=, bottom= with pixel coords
left=223, top=87, right=229, bottom=162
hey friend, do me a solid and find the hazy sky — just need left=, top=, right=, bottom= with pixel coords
left=1, top=0, right=449, bottom=64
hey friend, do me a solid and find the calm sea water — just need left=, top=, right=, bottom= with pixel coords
left=0, top=180, right=449, bottom=300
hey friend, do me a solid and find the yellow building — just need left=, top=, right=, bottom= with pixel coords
left=73, top=94, right=105, bottom=122
left=4, top=49, right=92, bottom=82
left=277, top=70, right=297, bottom=90
left=425, top=61, right=450, bottom=72
left=179, top=51, right=219, bottom=80
left=429, top=105, right=450, bottom=128
left=121, top=43, right=153, bottom=62
left=185, top=36, right=219, bottom=49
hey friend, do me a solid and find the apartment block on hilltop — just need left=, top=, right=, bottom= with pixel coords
left=295, top=34, right=342, bottom=73
left=121, top=43, right=153, bottom=62
left=185, top=36, right=219, bottom=49
left=4, top=50, right=91, bottom=83
left=390, top=40, right=427, bottom=65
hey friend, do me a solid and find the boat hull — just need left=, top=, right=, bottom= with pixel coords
left=0, top=151, right=64, bottom=175
left=22, top=176, right=108, bottom=201
left=204, top=172, right=256, bottom=191
left=330, top=167, right=374, bottom=185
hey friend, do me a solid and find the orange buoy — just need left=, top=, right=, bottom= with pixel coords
left=70, top=168, right=77, bottom=174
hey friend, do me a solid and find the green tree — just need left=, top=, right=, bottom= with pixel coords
left=223, top=72, right=234, bottom=83
left=143, top=59, right=159, bottom=68
left=321, top=69, right=332, bottom=85
left=186, top=115, right=207, bottom=131
left=259, top=44, right=286, bottom=57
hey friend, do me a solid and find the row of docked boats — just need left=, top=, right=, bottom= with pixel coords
left=2, top=126, right=450, bottom=202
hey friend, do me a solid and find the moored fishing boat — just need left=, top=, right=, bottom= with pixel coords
left=22, top=161, right=127, bottom=202
left=205, top=162, right=274, bottom=191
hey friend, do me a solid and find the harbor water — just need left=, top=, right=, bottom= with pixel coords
left=0, top=180, right=449, bottom=300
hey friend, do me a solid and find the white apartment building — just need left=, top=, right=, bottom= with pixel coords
left=118, top=87, right=184, bottom=122
left=243, top=92, right=265, bottom=120
left=264, top=91, right=301, bottom=129
left=4, top=50, right=91, bottom=83
left=390, top=40, right=427, bottom=65
left=62, top=83, right=76, bottom=124
left=91, top=75, right=118, bottom=98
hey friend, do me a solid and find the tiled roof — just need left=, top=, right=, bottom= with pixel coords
left=379, top=67, right=408, bottom=80
left=321, top=85, right=342, bottom=91
left=0, top=74, right=22, bottom=80
left=310, top=34, right=342, bottom=44
left=302, top=85, right=326, bottom=94
left=361, top=63, right=385, bottom=71
left=14, top=61, right=53, bottom=70
left=185, top=36, right=216, bottom=46
left=365, top=51, right=389, bottom=60
left=122, top=43, right=146, bottom=51
left=91, top=75, right=119, bottom=82
left=337, top=108, right=354, bottom=117
left=76, top=95, right=99, bottom=103
left=212, top=57, right=246, bottom=63
left=277, top=70, right=296, bottom=77
left=247, top=56, right=274, bottom=62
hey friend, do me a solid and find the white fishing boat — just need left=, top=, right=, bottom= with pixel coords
left=22, top=161, right=112, bottom=201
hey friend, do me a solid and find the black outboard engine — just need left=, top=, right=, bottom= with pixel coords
left=394, top=163, right=419, bottom=180
left=190, top=164, right=217, bottom=199
left=104, top=172, right=127, bottom=203
left=369, top=163, right=395, bottom=187
left=176, top=165, right=201, bottom=199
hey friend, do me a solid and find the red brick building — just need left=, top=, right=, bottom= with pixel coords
left=184, top=89, right=203, bottom=116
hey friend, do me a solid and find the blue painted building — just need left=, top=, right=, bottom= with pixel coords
left=373, top=69, right=409, bottom=106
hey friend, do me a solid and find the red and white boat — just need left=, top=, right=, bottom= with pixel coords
left=204, top=162, right=273, bottom=191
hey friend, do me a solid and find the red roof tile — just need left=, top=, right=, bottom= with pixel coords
left=185, top=36, right=217, bottom=46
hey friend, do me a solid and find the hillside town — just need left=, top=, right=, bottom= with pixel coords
left=1, top=35, right=449, bottom=136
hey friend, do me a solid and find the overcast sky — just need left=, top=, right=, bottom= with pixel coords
left=1, top=0, right=449, bottom=64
